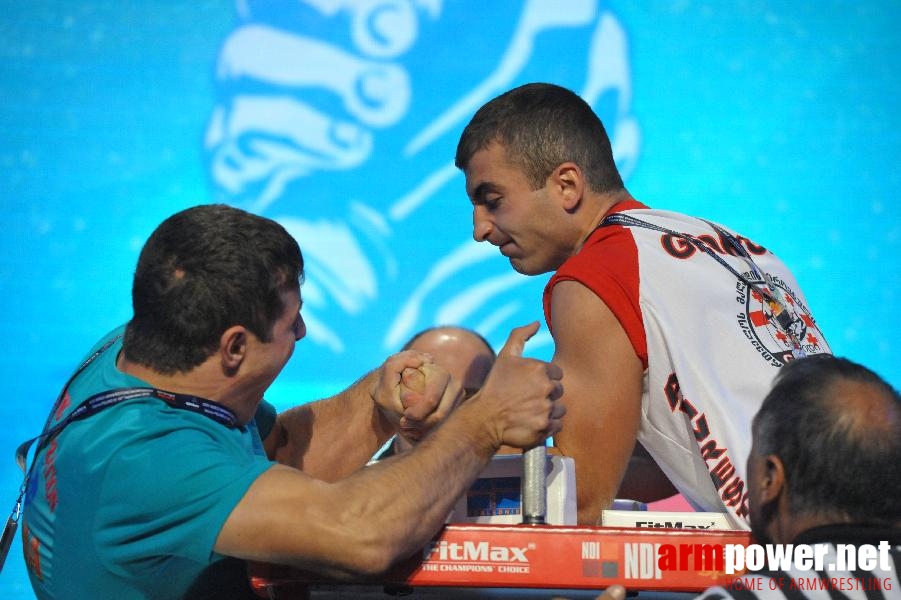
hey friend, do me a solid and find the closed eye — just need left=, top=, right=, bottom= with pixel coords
left=471, top=182, right=503, bottom=210
left=483, top=196, right=501, bottom=210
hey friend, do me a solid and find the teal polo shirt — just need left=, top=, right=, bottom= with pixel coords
left=22, top=326, right=277, bottom=599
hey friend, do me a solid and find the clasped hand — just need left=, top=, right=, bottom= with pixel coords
left=370, top=351, right=463, bottom=442
left=371, top=322, right=565, bottom=449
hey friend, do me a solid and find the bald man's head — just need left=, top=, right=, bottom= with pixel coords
left=403, top=326, right=496, bottom=400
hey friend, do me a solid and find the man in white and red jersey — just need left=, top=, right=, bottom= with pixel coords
left=455, top=82, right=831, bottom=528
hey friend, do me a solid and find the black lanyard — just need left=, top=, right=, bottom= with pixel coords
left=1, top=336, right=240, bottom=573
left=601, top=212, right=808, bottom=359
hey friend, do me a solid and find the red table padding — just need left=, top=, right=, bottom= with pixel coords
left=249, top=523, right=751, bottom=597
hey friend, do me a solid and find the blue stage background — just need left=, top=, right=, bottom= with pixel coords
left=2, top=2, right=899, bottom=596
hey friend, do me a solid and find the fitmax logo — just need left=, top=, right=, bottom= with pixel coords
left=635, top=521, right=716, bottom=529
left=424, top=540, right=533, bottom=563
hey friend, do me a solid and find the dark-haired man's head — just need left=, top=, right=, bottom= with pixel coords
left=748, top=355, right=901, bottom=544
left=455, top=82, right=624, bottom=195
left=123, top=204, right=304, bottom=374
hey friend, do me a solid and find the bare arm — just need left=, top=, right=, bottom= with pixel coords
left=265, top=351, right=460, bottom=481
left=221, top=404, right=497, bottom=577
left=218, top=323, right=565, bottom=576
left=264, top=370, right=392, bottom=481
left=549, top=280, right=644, bottom=525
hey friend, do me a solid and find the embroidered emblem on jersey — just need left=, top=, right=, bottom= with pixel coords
left=735, top=274, right=824, bottom=366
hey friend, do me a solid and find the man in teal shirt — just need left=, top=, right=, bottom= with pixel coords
left=24, top=326, right=276, bottom=597
left=21, top=204, right=565, bottom=599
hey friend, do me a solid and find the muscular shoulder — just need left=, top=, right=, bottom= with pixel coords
left=555, top=223, right=638, bottom=283
left=544, top=226, right=647, bottom=366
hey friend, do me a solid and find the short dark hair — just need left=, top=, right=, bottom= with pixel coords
left=455, top=82, right=624, bottom=193
left=753, top=355, right=901, bottom=523
left=123, top=204, right=303, bottom=374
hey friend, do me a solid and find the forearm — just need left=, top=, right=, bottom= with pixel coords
left=237, top=400, right=500, bottom=577
left=268, top=370, right=394, bottom=481
left=335, top=400, right=500, bottom=563
left=223, top=324, right=563, bottom=576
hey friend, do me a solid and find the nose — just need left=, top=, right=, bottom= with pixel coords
left=294, top=313, right=307, bottom=341
left=472, top=206, right=493, bottom=242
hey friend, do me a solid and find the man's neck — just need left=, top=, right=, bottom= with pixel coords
left=793, top=522, right=901, bottom=546
left=577, top=189, right=638, bottom=250
left=116, top=353, right=253, bottom=423
left=769, top=509, right=854, bottom=545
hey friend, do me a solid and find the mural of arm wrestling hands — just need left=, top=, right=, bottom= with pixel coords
left=204, top=0, right=639, bottom=363
left=206, top=20, right=410, bottom=211
left=406, top=0, right=639, bottom=173
left=205, top=0, right=437, bottom=355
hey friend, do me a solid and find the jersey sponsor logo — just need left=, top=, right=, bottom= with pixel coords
left=734, top=275, right=825, bottom=366
left=664, top=374, right=749, bottom=521
left=22, top=523, right=43, bottom=580
left=661, top=230, right=766, bottom=261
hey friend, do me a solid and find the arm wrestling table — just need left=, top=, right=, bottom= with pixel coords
left=248, top=452, right=750, bottom=598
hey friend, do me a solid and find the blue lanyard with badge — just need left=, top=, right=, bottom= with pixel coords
left=0, top=336, right=240, bottom=572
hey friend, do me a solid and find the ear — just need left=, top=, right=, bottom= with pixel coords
left=549, top=162, right=585, bottom=212
left=220, top=325, right=248, bottom=372
left=758, top=454, right=787, bottom=506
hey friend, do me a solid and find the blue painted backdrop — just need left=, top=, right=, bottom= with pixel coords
left=2, top=1, right=899, bottom=596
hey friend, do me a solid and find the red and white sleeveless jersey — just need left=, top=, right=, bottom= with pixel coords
left=544, top=200, right=831, bottom=528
